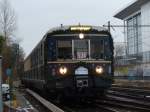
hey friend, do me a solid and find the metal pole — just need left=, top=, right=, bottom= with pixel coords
left=0, top=56, right=3, bottom=112
left=124, top=20, right=127, bottom=56
left=108, top=21, right=111, bottom=32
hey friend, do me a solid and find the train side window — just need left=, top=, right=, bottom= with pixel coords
left=37, top=68, right=39, bottom=79
left=28, top=71, right=30, bottom=79
left=41, top=67, right=44, bottom=80
left=30, top=70, right=32, bottom=79
left=35, top=68, right=39, bottom=79
left=34, top=69, right=36, bottom=79
left=39, top=48, right=40, bottom=64
left=34, top=69, right=35, bottom=79
left=41, top=44, right=44, bottom=64
left=25, top=72, right=26, bottom=78
left=57, top=40, right=72, bottom=59
left=32, top=69, right=34, bottom=79
left=36, top=50, right=38, bottom=65
left=28, top=71, right=29, bottom=79
left=38, top=68, right=41, bottom=79
left=25, top=71, right=29, bottom=79
left=41, top=67, right=42, bottom=79
left=41, top=44, right=43, bottom=56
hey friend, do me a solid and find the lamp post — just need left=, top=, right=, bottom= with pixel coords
left=0, top=56, right=3, bottom=112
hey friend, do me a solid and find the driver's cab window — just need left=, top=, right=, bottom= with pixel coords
left=74, top=40, right=89, bottom=59
left=57, top=40, right=72, bottom=59
left=91, top=39, right=104, bottom=59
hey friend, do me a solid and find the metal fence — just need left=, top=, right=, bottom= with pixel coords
left=115, top=51, right=150, bottom=81
left=114, top=76, right=150, bottom=80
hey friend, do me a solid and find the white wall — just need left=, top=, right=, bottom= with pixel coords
left=141, top=1, right=150, bottom=52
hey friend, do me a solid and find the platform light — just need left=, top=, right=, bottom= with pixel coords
left=59, top=66, right=68, bottom=75
left=79, top=33, right=84, bottom=39
left=95, top=66, right=103, bottom=74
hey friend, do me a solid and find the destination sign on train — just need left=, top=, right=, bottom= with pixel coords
left=70, top=26, right=91, bottom=31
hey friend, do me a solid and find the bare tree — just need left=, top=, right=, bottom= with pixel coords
left=0, top=0, right=19, bottom=82
left=114, top=43, right=125, bottom=66
left=0, top=0, right=17, bottom=41
left=114, top=44, right=125, bottom=57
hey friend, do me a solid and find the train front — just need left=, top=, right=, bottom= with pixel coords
left=46, top=25, right=114, bottom=98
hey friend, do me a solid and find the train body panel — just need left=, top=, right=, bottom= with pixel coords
left=45, top=61, right=113, bottom=97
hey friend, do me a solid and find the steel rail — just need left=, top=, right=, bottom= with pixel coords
left=110, top=86, right=150, bottom=99
left=96, top=99, right=150, bottom=112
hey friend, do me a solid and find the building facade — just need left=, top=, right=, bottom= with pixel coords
left=114, top=0, right=150, bottom=61
left=114, top=0, right=150, bottom=78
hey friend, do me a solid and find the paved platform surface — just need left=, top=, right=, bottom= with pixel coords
left=3, top=88, right=38, bottom=112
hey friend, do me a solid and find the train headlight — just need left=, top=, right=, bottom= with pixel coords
left=95, top=66, right=103, bottom=74
left=59, top=66, right=68, bottom=75
left=79, top=33, right=84, bottom=39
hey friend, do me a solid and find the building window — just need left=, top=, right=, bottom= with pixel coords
left=127, top=14, right=142, bottom=55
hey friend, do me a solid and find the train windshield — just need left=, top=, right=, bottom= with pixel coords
left=90, top=39, right=104, bottom=59
left=74, top=40, right=89, bottom=59
left=57, top=40, right=72, bottom=59
left=56, top=36, right=111, bottom=60
left=73, top=39, right=104, bottom=59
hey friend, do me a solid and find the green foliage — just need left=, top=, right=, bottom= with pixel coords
left=2, top=42, right=25, bottom=81
left=0, top=35, right=25, bottom=80
left=115, top=67, right=128, bottom=74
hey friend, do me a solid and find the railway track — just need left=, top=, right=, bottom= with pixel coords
left=25, top=87, right=150, bottom=112
left=102, top=85, right=150, bottom=112
left=97, top=96, right=150, bottom=112
left=25, top=89, right=119, bottom=112
left=109, top=85, right=150, bottom=100
left=59, top=85, right=150, bottom=112
left=62, top=101, right=119, bottom=112
left=107, top=89, right=150, bottom=102
left=111, top=85, right=150, bottom=96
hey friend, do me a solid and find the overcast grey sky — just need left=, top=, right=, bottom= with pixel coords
left=10, top=0, right=133, bottom=56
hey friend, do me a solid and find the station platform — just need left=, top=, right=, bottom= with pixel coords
left=3, top=88, right=38, bottom=112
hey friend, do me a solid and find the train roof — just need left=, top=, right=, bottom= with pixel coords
left=24, top=25, right=109, bottom=61
left=45, top=25, right=108, bottom=35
